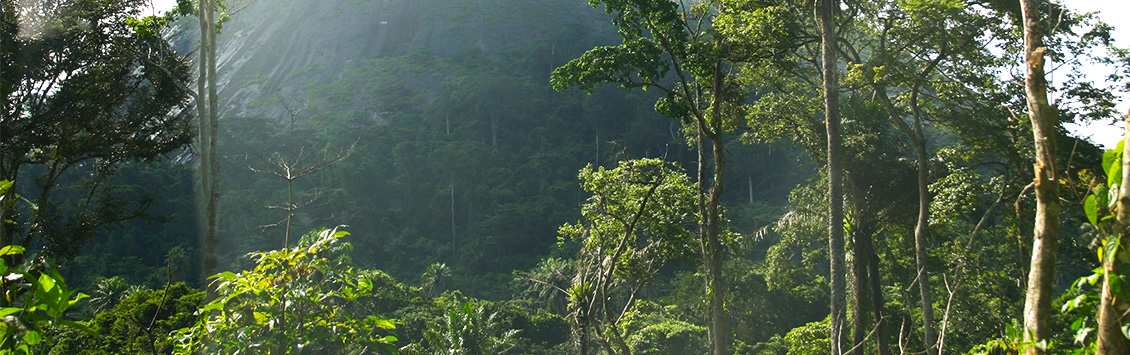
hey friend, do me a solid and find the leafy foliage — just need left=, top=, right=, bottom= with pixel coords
left=1, top=0, right=194, bottom=257
left=401, top=296, right=521, bottom=355
left=0, top=245, right=90, bottom=354
left=49, top=282, right=204, bottom=355
left=173, top=228, right=397, bottom=354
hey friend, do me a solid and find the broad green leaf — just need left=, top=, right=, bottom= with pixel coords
left=1105, top=140, right=1125, bottom=189
left=0, top=180, right=12, bottom=195
left=1085, top=194, right=1099, bottom=226
left=1104, top=140, right=1124, bottom=176
left=1097, top=185, right=1111, bottom=207
left=0, top=308, right=21, bottom=318
left=36, top=273, right=55, bottom=293
left=253, top=311, right=269, bottom=325
left=0, top=245, right=25, bottom=256
left=373, top=318, right=396, bottom=329
left=22, top=330, right=41, bottom=345
left=200, top=301, right=224, bottom=312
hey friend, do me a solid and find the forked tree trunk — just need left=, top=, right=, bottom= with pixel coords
left=1095, top=110, right=1130, bottom=354
left=1018, top=1, right=1061, bottom=354
left=820, top=0, right=846, bottom=353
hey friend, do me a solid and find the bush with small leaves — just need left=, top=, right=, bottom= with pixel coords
left=173, top=227, right=397, bottom=354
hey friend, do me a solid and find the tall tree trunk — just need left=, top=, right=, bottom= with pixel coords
left=912, top=139, right=938, bottom=355
left=1018, top=1, right=1060, bottom=353
left=850, top=224, right=870, bottom=355
left=868, top=235, right=889, bottom=355
left=1095, top=110, right=1130, bottom=354
left=197, top=0, right=212, bottom=277
left=820, top=0, right=846, bottom=353
left=706, top=134, right=727, bottom=355
left=200, top=0, right=221, bottom=278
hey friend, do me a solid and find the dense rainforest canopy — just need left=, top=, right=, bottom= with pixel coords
left=1, top=0, right=1129, bottom=353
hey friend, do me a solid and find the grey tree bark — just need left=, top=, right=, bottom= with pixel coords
left=1018, top=1, right=1061, bottom=353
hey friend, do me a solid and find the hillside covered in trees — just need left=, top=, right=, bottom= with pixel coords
left=2, top=0, right=1129, bottom=353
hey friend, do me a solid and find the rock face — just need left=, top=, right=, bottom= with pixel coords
left=207, top=0, right=609, bottom=120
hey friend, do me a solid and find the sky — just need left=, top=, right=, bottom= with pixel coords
left=143, top=0, right=1129, bottom=148
left=1060, top=0, right=1128, bottom=149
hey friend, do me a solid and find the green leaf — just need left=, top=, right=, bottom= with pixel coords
left=253, top=311, right=269, bottom=325
left=22, top=330, right=40, bottom=345
left=1105, top=140, right=1125, bottom=189
left=200, top=301, right=224, bottom=313
left=0, top=180, right=12, bottom=196
left=1085, top=194, right=1099, bottom=226
left=1097, top=185, right=1111, bottom=207
left=58, top=320, right=95, bottom=335
left=0, top=245, right=25, bottom=256
left=0, top=308, right=21, bottom=318
left=1104, top=140, right=1124, bottom=175
left=1110, top=273, right=1123, bottom=299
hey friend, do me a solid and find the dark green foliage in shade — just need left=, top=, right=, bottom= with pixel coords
left=514, top=257, right=574, bottom=316
left=561, top=158, right=699, bottom=354
left=0, top=0, right=194, bottom=258
left=401, top=297, right=521, bottom=355
left=421, top=262, right=454, bottom=298
left=0, top=244, right=90, bottom=354
left=397, top=291, right=571, bottom=355
left=18, top=0, right=1130, bottom=353
left=47, top=283, right=204, bottom=355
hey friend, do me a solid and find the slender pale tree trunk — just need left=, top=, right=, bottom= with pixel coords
left=1095, top=110, right=1130, bottom=354
left=701, top=55, right=729, bottom=355
left=912, top=138, right=938, bottom=355
left=820, top=0, right=846, bottom=353
left=199, top=0, right=221, bottom=278
left=1019, top=1, right=1060, bottom=353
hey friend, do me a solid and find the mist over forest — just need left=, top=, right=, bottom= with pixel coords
left=3, top=0, right=1130, bottom=353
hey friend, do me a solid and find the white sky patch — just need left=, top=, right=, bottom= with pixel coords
left=142, top=0, right=179, bottom=16
left=1060, top=0, right=1128, bottom=149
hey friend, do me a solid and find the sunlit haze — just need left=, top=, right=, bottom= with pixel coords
left=145, top=0, right=1130, bottom=148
